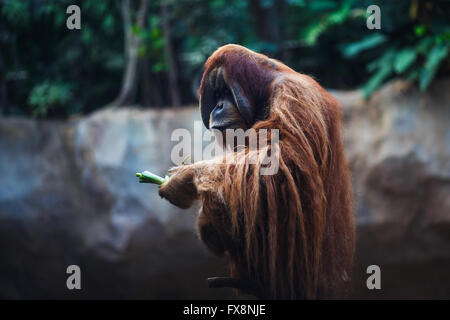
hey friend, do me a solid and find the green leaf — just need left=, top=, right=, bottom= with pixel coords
left=393, top=48, right=417, bottom=73
left=420, top=44, right=449, bottom=91
left=420, top=68, right=433, bottom=91
left=81, top=27, right=93, bottom=44
left=131, top=24, right=141, bottom=35
left=341, top=34, right=387, bottom=58
left=102, top=15, right=115, bottom=34
left=138, top=44, right=147, bottom=57
left=303, top=1, right=352, bottom=46
left=414, top=25, right=426, bottom=37
left=363, top=63, right=393, bottom=98
left=425, top=44, right=449, bottom=68
left=152, top=62, right=166, bottom=73
left=303, top=22, right=327, bottom=46
left=28, top=81, right=72, bottom=117
left=150, top=28, right=160, bottom=39
left=327, top=1, right=352, bottom=24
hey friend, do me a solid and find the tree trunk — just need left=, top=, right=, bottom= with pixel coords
left=249, top=0, right=286, bottom=59
left=112, top=0, right=148, bottom=106
left=161, top=0, right=181, bottom=107
left=141, top=57, right=164, bottom=107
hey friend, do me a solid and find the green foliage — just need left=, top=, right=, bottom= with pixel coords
left=302, top=0, right=354, bottom=46
left=141, top=15, right=167, bottom=73
left=1, top=0, right=449, bottom=117
left=28, top=81, right=72, bottom=117
left=173, top=0, right=252, bottom=75
left=334, top=1, right=450, bottom=97
left=393, top=48, right=417, bottom=73
left=1, top=0, right=123, bottom=116
left=354, top=28, right=450, bottom=97
left=420, top=42, right=448, bottom=90
left=1, top=0, right=31, bottom=25
left=341, top=34, right=387, bottom=58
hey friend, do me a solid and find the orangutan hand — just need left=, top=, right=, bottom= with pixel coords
left=158, top=165, right=199, bottom=209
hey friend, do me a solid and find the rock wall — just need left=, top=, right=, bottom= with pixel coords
left=0, top=79, right=449, bottom=299
left=337, top=79, right=450, bottom=299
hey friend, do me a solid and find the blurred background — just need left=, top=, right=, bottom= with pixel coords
left=0, top=0, right=449, bottom=299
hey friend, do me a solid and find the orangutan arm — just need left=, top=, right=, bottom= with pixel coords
left=158, top=160, right=231, bottom=255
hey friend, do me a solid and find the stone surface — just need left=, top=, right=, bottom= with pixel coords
left=0, top=107, right=234, bottom=299
left=0, top=79, right=449, bottom=299
left=335, top=79, right=450, bottom=299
